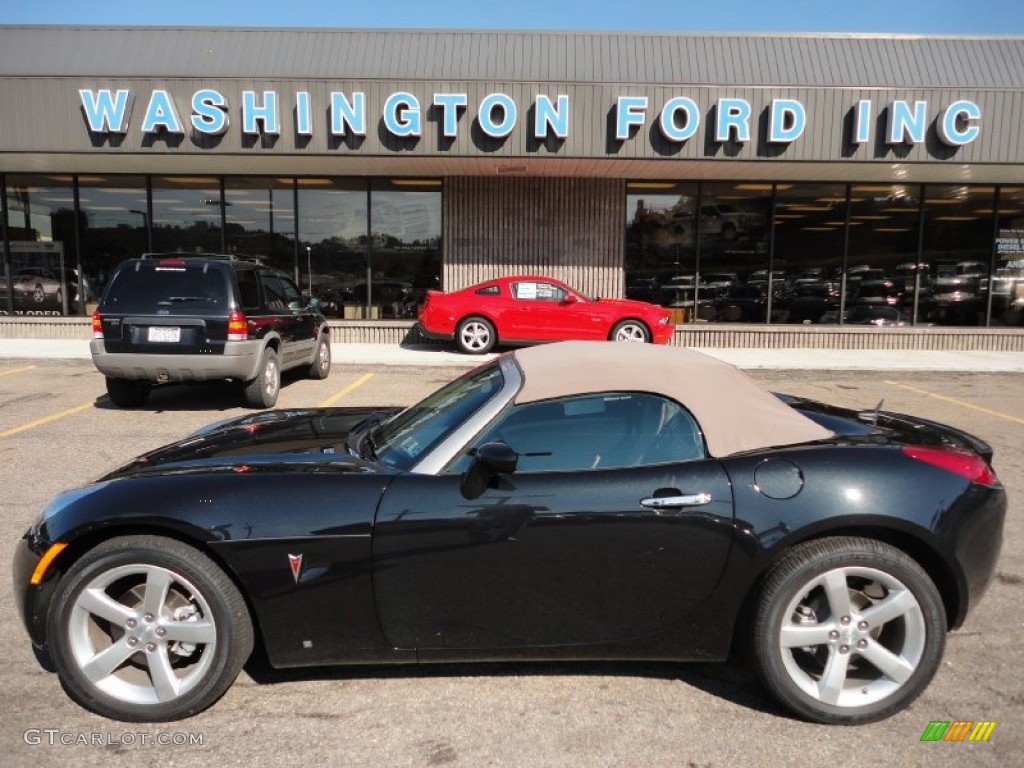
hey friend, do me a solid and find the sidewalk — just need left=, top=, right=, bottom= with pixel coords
left=2, top=338, right=1024, bottom=371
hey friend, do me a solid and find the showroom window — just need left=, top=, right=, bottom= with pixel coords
left=150, top=176, right=224, bottom=254
left=2, top=174, right=80, bottom=316
left=993, top=186, right=1024, bottom=327
left=224, top=177, right=297, bottom=279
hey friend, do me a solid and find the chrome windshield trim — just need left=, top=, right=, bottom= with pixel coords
left=409, top=354, right=522, bottom=476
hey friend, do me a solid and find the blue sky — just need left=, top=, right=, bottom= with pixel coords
left=2, top=0, right=1021, bottom=35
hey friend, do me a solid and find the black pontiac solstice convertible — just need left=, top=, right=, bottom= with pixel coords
left=14, top=342, right=1005, bottom=723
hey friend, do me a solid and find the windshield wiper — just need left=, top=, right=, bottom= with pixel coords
left=346, top=416, right=383, bottom=461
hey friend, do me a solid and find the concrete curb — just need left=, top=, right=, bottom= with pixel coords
left=2, top=339, right=1024, bottom=371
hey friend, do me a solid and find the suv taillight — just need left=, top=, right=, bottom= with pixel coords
left=901, top=445, right=999, bottom=487
left=227, top=311, right=248, bottom=341
left=91, top=309, right=103, bottom=339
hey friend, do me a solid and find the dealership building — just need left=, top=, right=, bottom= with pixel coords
left=1, top=26, right=1023, bottom=346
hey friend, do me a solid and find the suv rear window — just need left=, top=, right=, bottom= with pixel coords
left=102, top=262, right=231, bottom=313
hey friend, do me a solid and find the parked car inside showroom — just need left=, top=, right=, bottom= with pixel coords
left=14, top=342, right=1004, bottom=724
left=417, top=275, right=673, bottom=353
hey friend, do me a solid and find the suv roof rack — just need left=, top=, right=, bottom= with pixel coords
left=139, top=253, right=264, bottom=264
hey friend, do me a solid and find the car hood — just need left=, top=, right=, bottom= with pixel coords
left=99, top=406, right=403, bottom=481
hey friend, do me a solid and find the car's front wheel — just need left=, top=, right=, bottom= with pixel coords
left=244, top=347, right=280, bottom=408
left=752, top=537, right=945, bottom=724
left=308, top=334, right=331, bottom=380
left=610, top=320, right=650, bottom=343
left=105, top=377, right=151, bottom=408
left=456, top=316, right=496, bottom=354
left=47, top=535, right=254, bottom=722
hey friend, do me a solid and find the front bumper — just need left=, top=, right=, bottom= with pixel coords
left=90, top=339, right=264, bottom=383
left=13, top=531, right=53, bottom=649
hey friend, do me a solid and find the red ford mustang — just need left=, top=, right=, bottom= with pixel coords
left=417, top=275, right=674, bottom=353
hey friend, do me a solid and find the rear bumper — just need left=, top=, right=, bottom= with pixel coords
left=415, top=322, right=454, bottom=342
left=90, top=339, right=264, bottom=383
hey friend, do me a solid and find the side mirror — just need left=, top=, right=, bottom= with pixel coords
left=307, top=296, right=321, bottom=309
left=460, top=441, right=518, bottom=500
left=561, top=294, right=579, bottom=305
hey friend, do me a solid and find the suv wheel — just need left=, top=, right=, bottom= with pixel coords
left=308, top=335, right=331, bottom=380
left=243, top=348, right=280, bottom=408
left=106, top=378, right=151, bottom=408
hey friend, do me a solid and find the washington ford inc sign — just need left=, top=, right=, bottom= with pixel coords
left=79, top=88, right=982, bottom=151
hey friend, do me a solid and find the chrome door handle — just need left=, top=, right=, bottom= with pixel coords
left=640, top=493, right=712, bottom=509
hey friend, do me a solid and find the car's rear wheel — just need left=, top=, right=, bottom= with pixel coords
left=244, top=347, right=280, bottom=408
left=456, top=316, right=496, bottom=354
left=610, top=320, right=650, bottom=343
left=105, top=377, right=151, bottom=408
left=752, top=537, right=945, bottom=724
left=47, top=535, right=253, bottom=722
left=308, top=334, right=331, bottom=380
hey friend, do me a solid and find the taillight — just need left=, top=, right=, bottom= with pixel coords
left=227, top=311, right=248, bottom=341
left=901, top=445, right=999, bottom=487
left=91, top=309, right=103, bottom=339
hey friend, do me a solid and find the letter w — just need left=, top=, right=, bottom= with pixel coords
left=920, top=721, right=949, bottom=741
left=79, top=89, right=131, bottom=133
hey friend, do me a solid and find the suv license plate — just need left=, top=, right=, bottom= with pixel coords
left=148, top=326, right=181, bottom=343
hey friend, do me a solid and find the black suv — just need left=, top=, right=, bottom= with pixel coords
left=90, top=254, right=331, bottom=408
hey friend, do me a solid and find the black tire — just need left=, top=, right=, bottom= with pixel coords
left=46, top=535, right=254, bottom=722
left=456, top=316, right=496, bottom=354
left=308, top=334, right=331, bottom=380
left=752, top=536, right=945, bottom=724
left=105, top=377, right=151, bottom=408
left=243, top=347, right=280, bottom=408
left=609, top=319, right=651, bottom=343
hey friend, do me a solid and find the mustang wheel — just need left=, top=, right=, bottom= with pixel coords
left=244, top=347, right=280, bottom=408
left=308, top=334, right=331, bottom=380
left=610, top=320, right=650, bottom=343
left=47, top=535, right=253, bottom=722
left=105, top=377, right=151, bottom=408
left=753, top=537, right=945, bottom=724
left=456, top=316, right=496, bottom=354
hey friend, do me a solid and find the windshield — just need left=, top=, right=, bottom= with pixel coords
left=102, top=262, right=230, bottom=313
left=374, top=362, right=505, bottom=471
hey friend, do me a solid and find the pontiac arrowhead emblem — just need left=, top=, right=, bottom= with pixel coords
left=288, top=554, right=303, bottom=584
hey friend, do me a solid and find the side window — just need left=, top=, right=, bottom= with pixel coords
left=475, top=284, right=500, bottom=296
left=455, top=392, right=705, bottom=473
left=511, top=281, right=566, bottom=302
left=278, top=276, right=304, bottom=308
left=260, top=274, right=288, bottom=310
left=235, top=269, right=260, bottom=310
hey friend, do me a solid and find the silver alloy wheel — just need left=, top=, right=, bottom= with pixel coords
left=778, top=565, right=925, bottom=708
left=66, top=564, right=217, bottom=705
left=263, top=356, right=280, bottom=399
left=317, top=338, right=330, bottom=373
left=32, top=284, right=45, bottom=303
left=460, top=320, right=492, bottom=352
left=613, top=322, right=647, bottom=342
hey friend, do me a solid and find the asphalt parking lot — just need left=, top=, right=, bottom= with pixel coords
left=1, top=357, right=1021, bottom=768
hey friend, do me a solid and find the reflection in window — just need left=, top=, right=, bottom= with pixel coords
left=3, top=175, right=79, bottom=316
left=625, top=183, right=698, bottom=314
left=151, top=176, right=223, bottom=253
left=369, top=180, right=442, bottom=318
left=920, top=186, right=995, bottom=327
left=297, top=179, right=369, bottom=316
left=773, top=184, right=846, bottom=324
left=225, top=177, right=296, bottom=279
left=76, top=175, right=148, bottom=304
left=993, top=186, right=1024, bottom=326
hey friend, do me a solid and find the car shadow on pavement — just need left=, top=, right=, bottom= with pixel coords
left=243, top=653, right=785, bottom=719
left=91, top=370, right=310, bottom=413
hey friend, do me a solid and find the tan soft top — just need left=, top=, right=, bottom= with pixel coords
left=512, top=342, right=833, bottom=457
